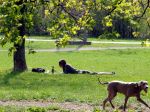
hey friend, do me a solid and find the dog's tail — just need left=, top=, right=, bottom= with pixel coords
left=98, top=78, right=109, bottom=85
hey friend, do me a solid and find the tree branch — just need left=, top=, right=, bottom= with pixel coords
left=59, top=3, right=78, bottom=23
left=106, top=0, right=123, bottom=16
left=147, top=20, right=150, bottom=28
left=136, top=0, right=150, bottom=18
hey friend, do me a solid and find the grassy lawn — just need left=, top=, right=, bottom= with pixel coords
left=0, top=49, right=150, bottom=106
left=0, top=35, right=150, bottom=111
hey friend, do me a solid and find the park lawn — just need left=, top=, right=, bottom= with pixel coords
left=0, top=49, right=150, bottom=108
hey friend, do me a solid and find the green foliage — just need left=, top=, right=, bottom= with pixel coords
left=47, top=105, right=60, bottom=111
left=99, top=31, right=120, bottom=39
left=27, top=107, right=47, bottom=112
left=0, top=0, right=95, bottom=48
left=0, top=106, right=26, bottom=112
left=46, top=0, right=95, bottom=46
left=91, top=0, right=145, bottom=38
left=103, top=16, right=113, bottom=27
left=112, top=0, right=141, bottom=19
left=0, top=0, right=149, bottom=42
left=93, top=107, right=101, bottom=112
left=55, top=34, right=71, bottom=48
left=0, top=1, right=33, bottom=46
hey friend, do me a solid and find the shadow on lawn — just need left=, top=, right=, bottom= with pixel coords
left=2, top=71, right=22, bottom=84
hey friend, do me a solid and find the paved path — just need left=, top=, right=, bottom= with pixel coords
left=26, top=38, right=141, bottom=44
left=34, top=47, right=150, bottom=52
left=26, top=38, right=55, bottom=42
left=0, top=39, right=147, bottom=52
left=0, top=47, right=150, bottom=52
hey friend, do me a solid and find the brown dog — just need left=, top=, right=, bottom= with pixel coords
left=98, top=78, right=150, bottom=111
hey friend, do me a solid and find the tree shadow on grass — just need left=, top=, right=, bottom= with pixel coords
left=2, top=70, right=22, bottom=84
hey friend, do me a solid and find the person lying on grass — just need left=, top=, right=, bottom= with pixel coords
left=59, top=59, right=115, bottom=75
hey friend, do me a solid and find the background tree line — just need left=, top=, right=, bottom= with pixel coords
left=30, top=0, right=150, bottom=39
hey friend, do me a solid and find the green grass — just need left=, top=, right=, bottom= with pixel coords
left=0, top=105, right=64, bottom=112
left=0, top=49, right=150, bottom=106
left=0, top=106, right=26, bottom=112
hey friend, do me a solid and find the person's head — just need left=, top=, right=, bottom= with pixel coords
left=59, top=59, right=66, bottom=68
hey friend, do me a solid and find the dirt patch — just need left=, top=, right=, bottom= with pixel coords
left=0, top=100, right=149, bottom=112
left=0, top=100, right=94, bottom=112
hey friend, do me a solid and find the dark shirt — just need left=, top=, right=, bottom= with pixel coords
left=63, top=64, right=79, bottom=74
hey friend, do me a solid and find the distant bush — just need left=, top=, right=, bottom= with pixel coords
left=98, top=32, right=120, bottom=39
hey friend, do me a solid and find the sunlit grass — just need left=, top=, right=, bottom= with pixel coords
left=0, top=49, right=150, bottom=106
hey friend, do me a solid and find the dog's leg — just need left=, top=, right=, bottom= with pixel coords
left=109, top=100, right=115, bottom=108
left=136, top=96, right=150, bottom=109
left=123, top=96, right=129, bottom=111
left=103, top=97, right=115, bottom=110
left=103, top=97, right=109, bottom=110
left=109, top=91, right=117, bottom=109
left=103, top=91, right=116, bottom=109
left=109, top=93, right=116, bottom=109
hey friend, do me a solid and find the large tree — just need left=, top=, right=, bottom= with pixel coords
left=0, top=0, right=94, bottom=72
left=0, top=0, right=31, bottom=71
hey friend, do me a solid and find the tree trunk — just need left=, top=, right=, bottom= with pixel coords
left=13, top=39, right=27, bottom=72
left=13, top=3, right=27, bottom=72
left=13, top=0, right=28, bottom=72
left=13, top=22, right=27, bottom=72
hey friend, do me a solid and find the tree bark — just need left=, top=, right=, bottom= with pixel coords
left=13, top=20, right=27, bottom=72
left=13, top=39, right=27, bottom=72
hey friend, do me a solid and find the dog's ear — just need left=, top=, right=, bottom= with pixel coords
left=138, top=81, right=148, bottom=86
left=138, top=81, right=143, bottom=87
